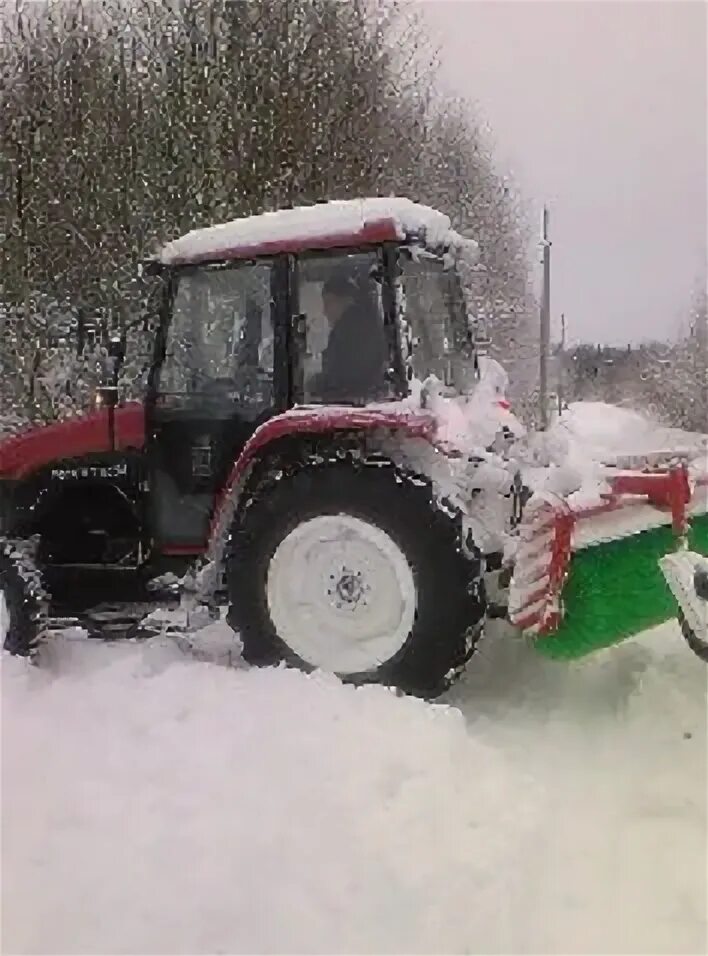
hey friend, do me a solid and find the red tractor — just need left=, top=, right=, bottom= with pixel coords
left=1, top=199, right=524, bottom=696
left=2, top=198, right=705, bottom=695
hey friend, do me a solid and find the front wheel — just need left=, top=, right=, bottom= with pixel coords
left=226, top=459, right=486, bottom=697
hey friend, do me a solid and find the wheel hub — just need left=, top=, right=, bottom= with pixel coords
left=330, top=568, right=366, bottom=607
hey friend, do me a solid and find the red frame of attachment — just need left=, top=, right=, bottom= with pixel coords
left=510, top=463, right=694, bottom=636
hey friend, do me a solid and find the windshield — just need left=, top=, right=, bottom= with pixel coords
left=398, top=250, right=474, bottom=391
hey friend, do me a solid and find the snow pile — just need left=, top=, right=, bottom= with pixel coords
left=1, top=636, right=542, bottom=955
left=540, top=401, right=707, bottom=469
left=3, top=621, right=706, bottom=955
left=523, top=401, right=708, bottom=509
left=417, top=383, right=706, bottom=479
left=158, top=198, right=470, bottom=266
left=447, top=620, right=708, bottom=955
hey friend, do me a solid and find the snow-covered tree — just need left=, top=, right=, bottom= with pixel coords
left=0, top=0, right=533, bottom=421
left=638, top=286, right=708, bottom=432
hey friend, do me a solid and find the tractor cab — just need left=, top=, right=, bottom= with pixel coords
left=145, top=198, right=480, bottom=553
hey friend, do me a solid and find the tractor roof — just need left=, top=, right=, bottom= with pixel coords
left=158, top=197, right=469, bottom=266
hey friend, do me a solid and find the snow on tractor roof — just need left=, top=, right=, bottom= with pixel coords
left=158, top=197, right=469, bottom=266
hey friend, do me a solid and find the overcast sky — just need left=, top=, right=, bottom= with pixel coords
left=422, top=0, right=707, bottom=345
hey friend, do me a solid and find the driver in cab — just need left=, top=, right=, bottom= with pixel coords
left=315, top=273, right=387, bottom=403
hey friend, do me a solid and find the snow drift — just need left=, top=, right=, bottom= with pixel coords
left=2, top=398, right=707, bottom=955
left=1, top=635, right=542, bottom=955
left=537, top=401, right=707, bottom=470
left=2, top=622, right=706, bottom=956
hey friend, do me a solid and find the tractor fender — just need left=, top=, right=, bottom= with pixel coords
left=205, top=405, right=437, bottom=564
left=0, top=403, right=145, bottom=481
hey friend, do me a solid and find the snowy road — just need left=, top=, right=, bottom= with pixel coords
left=2, top=621, right=706, bottom=955
left=447, top=623, right=707, bottom=954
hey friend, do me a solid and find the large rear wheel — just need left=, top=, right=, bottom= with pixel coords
left=226, top=459, right=485, bottom=697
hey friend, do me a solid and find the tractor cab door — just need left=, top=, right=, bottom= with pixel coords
left=148, top=259, right=280, bottom=554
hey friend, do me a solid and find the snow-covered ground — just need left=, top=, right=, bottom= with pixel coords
left=2, top=399, right=707, bottom=953
left=2, top=621, right=706, bottom=955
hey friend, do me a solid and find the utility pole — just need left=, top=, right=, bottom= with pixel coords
left=539, top=205, right=552, bottom=429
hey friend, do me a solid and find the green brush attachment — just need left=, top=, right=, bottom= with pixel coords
left=534, top=512, right=708, bottom=660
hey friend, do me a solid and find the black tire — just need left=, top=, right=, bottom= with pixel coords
left=1, top=538, right=48, bottom=657
left=226, top=457, right=485, bottom=698
left=678, top=611, right=708, bottom=663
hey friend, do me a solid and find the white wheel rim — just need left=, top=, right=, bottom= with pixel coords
left=266, top=514, right=417, bottom=675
